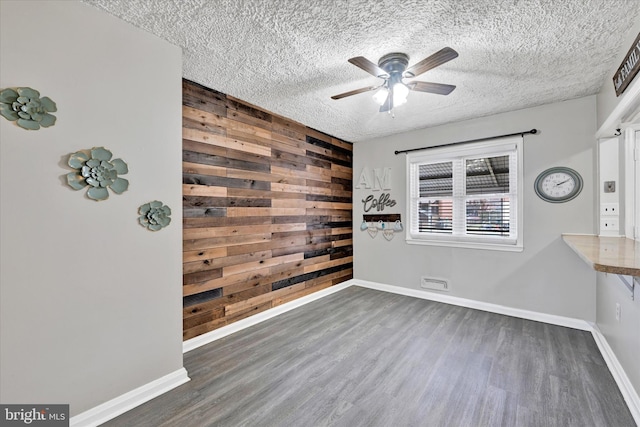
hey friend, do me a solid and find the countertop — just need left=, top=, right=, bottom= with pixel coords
left=562, top=234, right=640, bottom=276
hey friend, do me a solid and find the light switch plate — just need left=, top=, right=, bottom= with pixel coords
left=604, top=181, right=616, bottom=193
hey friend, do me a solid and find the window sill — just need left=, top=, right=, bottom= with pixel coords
left=406, top=237, right=523, bottom=252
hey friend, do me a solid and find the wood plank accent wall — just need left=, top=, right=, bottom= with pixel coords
left=182, top=79, right=353, bottom=340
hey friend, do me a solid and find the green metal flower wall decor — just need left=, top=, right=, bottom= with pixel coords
left=138, top=201, right=171, bottom=231
left=66, top=147, right=129, bottom=201
left=0, top=87, right=57, bottom=130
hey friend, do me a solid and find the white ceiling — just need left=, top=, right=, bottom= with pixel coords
left=84, top=0, right=639, bottom=143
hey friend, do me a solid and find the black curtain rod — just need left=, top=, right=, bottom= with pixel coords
left=394, top=129, right=538, bottom=155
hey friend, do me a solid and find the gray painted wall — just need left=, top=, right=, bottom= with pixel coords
left=354, top=96, right=597, bottom=321
left=596, top=273, right=640, bottom=396
left=0, top=1, right=183, bottom=415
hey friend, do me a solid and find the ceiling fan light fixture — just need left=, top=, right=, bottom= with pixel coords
left=392, top=82, right=409, bottom=107
left=372, top=86, right=389, bottom=105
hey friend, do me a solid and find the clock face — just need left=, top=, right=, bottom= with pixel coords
left=534, top=167, right=583, bottom=203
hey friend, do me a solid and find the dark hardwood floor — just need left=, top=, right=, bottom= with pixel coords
left=104, top=286, right=636, bottom=426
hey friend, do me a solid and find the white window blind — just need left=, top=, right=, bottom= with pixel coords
left=407, top=136, right=523, bottom=251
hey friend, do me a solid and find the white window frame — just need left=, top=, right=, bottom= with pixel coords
left=406, top=136, right=524, bottom=252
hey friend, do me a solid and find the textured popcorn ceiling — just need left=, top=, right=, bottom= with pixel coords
left=84, top=0, right=639, bottom=142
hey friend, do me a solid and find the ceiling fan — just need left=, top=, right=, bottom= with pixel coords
left=331, top=47, right=458, bottom=113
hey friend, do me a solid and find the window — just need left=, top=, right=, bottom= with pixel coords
left=407, top=136, right=523, bottom=251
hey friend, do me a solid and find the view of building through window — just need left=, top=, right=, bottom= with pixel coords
left=417, top=155, right=510, bottom=236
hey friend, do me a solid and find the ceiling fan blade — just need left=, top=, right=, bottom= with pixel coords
left=331, top=85, right=379, bottom=100
left=405, top=47, right=458, bottom=77
left=348, top=56, right=388, bottom=78
left=379, top=93, right=393, bottom=112
left=408, top=81, right=456, bottom=95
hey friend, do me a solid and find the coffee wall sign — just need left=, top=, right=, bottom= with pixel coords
left=356, top=167, right=397, bottom=212
left=362, top=193, right=396, bottom=212
left=357, top=167, right=402, bottom=240
left=613, top=32, right=640, bottom=97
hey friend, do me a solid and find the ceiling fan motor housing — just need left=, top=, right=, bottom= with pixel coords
left=378, top=52, right=410, bottom=77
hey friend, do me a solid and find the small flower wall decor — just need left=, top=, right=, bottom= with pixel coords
left=66, top=147, right=129, bottom=201
left=0, top=87, right=57, bottom=130
left=138, top=201, right=172, bottom=231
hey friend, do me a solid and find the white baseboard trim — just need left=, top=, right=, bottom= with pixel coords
left=352, top=279, right=593, bottom=331
left=70, top=367, right=190, bottom=427
left=183, top=280, right=354, bottom=353
left=591, top=324, right=640, bottom=425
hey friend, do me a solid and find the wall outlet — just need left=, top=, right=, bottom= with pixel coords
left=600, top=218, right=619, bottom=231
left=600, top=203, right=619, bottom=216
left=615, top=303, right=621, bottom=322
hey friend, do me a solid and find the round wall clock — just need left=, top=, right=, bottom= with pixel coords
left=534, top=167, right=583, bottom=203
